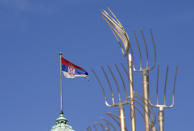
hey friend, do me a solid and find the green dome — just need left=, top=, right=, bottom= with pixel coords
left=51, top=114, right=74, bottom=131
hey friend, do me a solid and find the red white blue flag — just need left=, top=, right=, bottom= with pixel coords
left=61, top=57, right=88, bottom=78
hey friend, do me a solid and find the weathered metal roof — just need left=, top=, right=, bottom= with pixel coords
left=51, top=114, right=74, bottom=131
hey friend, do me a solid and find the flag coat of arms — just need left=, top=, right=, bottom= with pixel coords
left=61, top=57, right=88, bottom=78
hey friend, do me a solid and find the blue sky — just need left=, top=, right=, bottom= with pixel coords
left=0, top=0, right=194, bottom=130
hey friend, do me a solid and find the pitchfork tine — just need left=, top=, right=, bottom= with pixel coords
left=107, top=8, right=122, bottom=26
left=120, top=63, right=128, bottom=77
left=170, top=66, right=178, bottom=107
left=95, top=122, right=106, bottom=131
left=140, top=29, right=149, bottom=68
left=115, top=64, right=128, bottom=100
left=101, top=66, right=115, bottom=105
left=100, top=117, right=117, bottom=131
left=156, top=65, right=160, bottom=105
left=91, top=69, right=110, bottom=107
left=129, top=95, right=156, bottom=126
left=93, top=124, right=98, bottom=131
left=164, top=66, right=169, bottom=105
left=133, top=103, right=156, bottom=127
left=133, top=31, right=143, bottom=70
left=106, top=112, right=120, bottom=127
left=107, top=65, right=122, bottom=102
left=102, top=15, right=126, bottom=55
left=150, top=28, right=157, bottom=70
left=106, top=112, right=128, bottom=131
left=138, top=94, right=157, bottom=125
left=87, top=126, right=92, bottom=131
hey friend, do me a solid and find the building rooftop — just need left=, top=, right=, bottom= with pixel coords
left=51, top=114, right=74, bottom=131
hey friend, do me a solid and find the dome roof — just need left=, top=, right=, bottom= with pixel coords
left=51, top=114, right=74, bottom=131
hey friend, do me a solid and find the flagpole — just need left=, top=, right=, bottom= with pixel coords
left=59, top=52, right=63, bottom=114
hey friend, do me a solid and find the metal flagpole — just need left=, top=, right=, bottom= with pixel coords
left=59, top=52, right=63, bottom=114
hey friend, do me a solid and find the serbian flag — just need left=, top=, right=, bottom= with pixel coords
left=61, top=57, right=88, bottom=78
